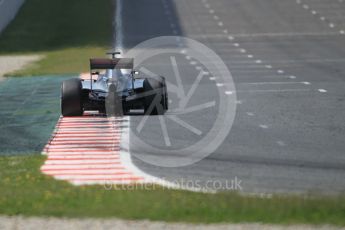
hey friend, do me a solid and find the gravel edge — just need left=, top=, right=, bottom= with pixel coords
left=0, top=55, right=43, bottom=80
left=0, top=216, right=343, bottom=230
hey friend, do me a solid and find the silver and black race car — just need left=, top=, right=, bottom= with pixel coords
left=61, top=52, right=168, bottom=116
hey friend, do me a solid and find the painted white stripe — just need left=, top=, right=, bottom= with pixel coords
left=52, top=137, right=118, bottom=141
left=46, top=150, right=119, bottom=155
left=50, top=140, right=118, bottom=143
left=41, top=164, right=124, bottom=170
left=49, top=142, right=117, bottom=146
left=44, top=159, right=121, bottom=165
left=53, top=131, right=119, bottom=134
left=47, top=155, right=119, bottom=160
left=60, top=119, right=110, bottom=122
left=53, top=134, right=119, bottom=137
left=50, top=139, right=117, bottom=142
left=46, top=154, right=119, bottom=158
left=46, top=152, right=120, bottom=156
left=72, top=179, right=145, bottom=185
left=58, top=120, right=111, bottom=122
left=43, top=169, right=131, bottom=175
left=48, top=176, right=139, bottom=182
left=47, top=144, right=116, bottom=148
left=45, top=147, right=116, bottom=150
left=54, top=174, right=142, bottom=180
left=57, top=125, right=114, bottom=128
left=46, top=152, right=118, bottom=155
left=58, top=122, right=113, bottom=125
left=55, top=128, right=115, bottom=131
left=59, top=120, right=110, bottom=123
left=53, top=132, right=119, bottom=136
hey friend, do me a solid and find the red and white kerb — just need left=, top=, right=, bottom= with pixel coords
left=41, top=112, right=148, bottom=185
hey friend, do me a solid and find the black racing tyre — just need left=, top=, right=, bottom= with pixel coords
left=61, top=78, right=83, bottom=116
left=143, top=77, right=167, bottom=115
left=155, top=76, right=168, bottom=111
left=161, top=76, right=168, bottom=111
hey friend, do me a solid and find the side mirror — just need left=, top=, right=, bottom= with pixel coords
left=131, top=70, right=139, bottom=75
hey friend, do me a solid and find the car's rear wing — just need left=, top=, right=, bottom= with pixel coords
left=90, top=58, right=134, bottom=70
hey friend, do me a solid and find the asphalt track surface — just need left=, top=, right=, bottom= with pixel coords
left=122, top=0, right=345, bottom=194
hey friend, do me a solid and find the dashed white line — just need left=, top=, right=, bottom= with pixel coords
left=296, top=0, right=345, bottom=36
left=259, top=124, right=269, bottom=129
left=303, top=4, right=309, bottom=10
left=201, top=0, right=317, bottom=146
left=277, top=141, right=286, bottom=147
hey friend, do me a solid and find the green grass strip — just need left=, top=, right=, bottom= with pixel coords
left=0, top=155, right=344, bottom=225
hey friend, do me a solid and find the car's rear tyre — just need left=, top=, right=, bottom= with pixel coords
left=161, top=76, right=168, bottom=111
left=61, top=78, right=83, bottom=116
left=143, top=77, right=167, bottom=115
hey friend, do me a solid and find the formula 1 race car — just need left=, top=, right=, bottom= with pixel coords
left=61, top=52, right=168, bottom=116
